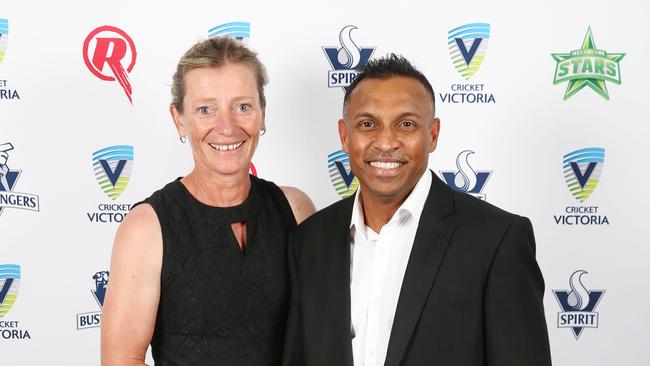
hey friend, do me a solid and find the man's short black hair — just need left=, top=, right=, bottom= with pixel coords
left=343, top=53, right=436, bottom=117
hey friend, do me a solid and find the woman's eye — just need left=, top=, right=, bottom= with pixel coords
left=237, top=103, right=252, bottom=113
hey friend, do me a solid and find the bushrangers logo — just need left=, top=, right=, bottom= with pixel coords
left=83, top=25, right=137, bottom=104
left=0, top=142, right=40, bottom=217
left=76, top=271, right=109, bottom=330
left=209, top=21, right=250, bottom=42
left=323, top=25, right=375, bottom=89
left=92, top=145, right=134, bottom=200
left=440, top=150, right=491, bottom=200
left=563, top=147, right=604, bottom=202
left=328, top=150, right=358, bottom=198
left=553, top=270, right=604, bottom=339
left=0, top=264, right=20, bottom=318
left=0, top=18, right=8, bottom=63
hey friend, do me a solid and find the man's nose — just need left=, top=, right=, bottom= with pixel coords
left=373, top=126, right=400, bottom=152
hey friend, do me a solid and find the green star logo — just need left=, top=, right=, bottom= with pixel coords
left=552, top=27, right=625, bottom=100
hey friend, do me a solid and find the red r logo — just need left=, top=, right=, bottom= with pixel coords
left=83, top=26, right=137, bottom=104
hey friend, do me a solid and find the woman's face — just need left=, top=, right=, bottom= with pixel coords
left=172, top=63, right=264, bottom=179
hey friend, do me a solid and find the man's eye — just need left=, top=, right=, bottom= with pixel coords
left=360, top=121, right=374, bottom=128
left=400, top=120, right=415, bottom=128
left=197, top=106, right=210, bottom=114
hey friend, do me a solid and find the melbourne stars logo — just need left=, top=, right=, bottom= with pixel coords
left=440, top=23, right=495, bottom=104
left=553, top=270, right=604, bottom=339
left=0, top=264, right=32, bottom=340
left=76, top=271, right=109, bottom=330
left=554, top=147, right=609, bottom=225
left=86, top=145, right=133, bottom=223
left=323, top=25, right=375, bottom=89
left=83, top=25, right=137, bottom=104
left=552, top=27, right=625, bottom=100
left=0, top=142, right=40, bottom=217
left=0, top=18, right=21, bottom=101
left=328, top=149, right=358, bottom=198
left=209, top=21, right=250, bottom=43
left=440, top=150, right=492, bottom=200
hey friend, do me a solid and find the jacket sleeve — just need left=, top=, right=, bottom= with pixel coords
left=282, top=230, right=305, bottom=366
left=484, top=216, right=553, bottom=366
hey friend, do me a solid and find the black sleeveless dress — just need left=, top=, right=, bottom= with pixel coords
left=138, top=175, right=296, bottom=366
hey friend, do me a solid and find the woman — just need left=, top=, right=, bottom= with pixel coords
left=101, top=37, right=315, bottom=366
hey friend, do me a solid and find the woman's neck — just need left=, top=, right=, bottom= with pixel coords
left=181, top=168, right=251, bottom=207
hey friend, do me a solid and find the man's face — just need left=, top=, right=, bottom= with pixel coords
left=338, top=76, right=440, bottom=203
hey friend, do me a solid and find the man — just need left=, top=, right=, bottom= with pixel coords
left=283, top=54, right=552, bottom=366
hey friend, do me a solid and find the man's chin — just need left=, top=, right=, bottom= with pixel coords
left=362, top=182, right=407, bottom=201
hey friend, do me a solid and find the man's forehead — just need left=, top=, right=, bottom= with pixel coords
left=346, top=76, right=433, bottom=113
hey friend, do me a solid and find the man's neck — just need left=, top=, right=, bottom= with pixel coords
left=360, top=190, right=409, bottom=234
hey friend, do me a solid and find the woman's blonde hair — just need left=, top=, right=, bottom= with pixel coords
left=171, top=37, right=268, bottom=113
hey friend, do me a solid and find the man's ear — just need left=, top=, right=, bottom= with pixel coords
left=429, top=118, right=441, bottom=153
left=338, top=119, right=349, bottom=153
left=170, top=105, right=186, bottom=137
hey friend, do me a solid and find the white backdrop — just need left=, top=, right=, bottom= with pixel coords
left=1, top=0, right=649, bottom=364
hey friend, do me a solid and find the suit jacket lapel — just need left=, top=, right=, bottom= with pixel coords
left=326, top=194, right=355, bottom=365
left=384, top=172, right=456, bottom=366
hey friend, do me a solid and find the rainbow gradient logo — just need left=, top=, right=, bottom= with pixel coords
left=0, top=264, right=20, bottom=319
left=0, top=18, right=8, bottom=63
left=448, top=23, right=490, bottom=80
left=209, top=22, right=250, bottom=42
left=92, top=145, right=134, bottom=200
left=328, top=150, right=358, bottom=198
left=563, top=148, right=604, bottom=202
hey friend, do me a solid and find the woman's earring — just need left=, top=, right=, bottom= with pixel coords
left=179, top=135, right=187, bottom=143
left=260, top=128, right=267, bottom=136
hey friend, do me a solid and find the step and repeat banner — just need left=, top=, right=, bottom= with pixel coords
left=1, top=0, right=648, bottom=364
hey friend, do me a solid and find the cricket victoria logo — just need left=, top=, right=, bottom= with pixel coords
left=0, top=264, right=32, bottom=340
left=209, top=21, right=250, bottom=43
left=0, top=18, right=21, bottom=100
left=86, top=145, right=134, bottom=223
left=328, top=150, right=358, bottom=198
left=440, top=23, right=495, bottom=104
left=554, top=148, right=609, bottom=225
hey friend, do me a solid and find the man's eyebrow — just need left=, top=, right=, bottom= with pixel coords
left=351, top=111, right=422, bottom=119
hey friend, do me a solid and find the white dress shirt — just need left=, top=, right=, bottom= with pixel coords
left=349, top=171, right=432, bottom=366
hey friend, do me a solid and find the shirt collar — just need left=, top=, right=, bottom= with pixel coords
left=350, top=170, right=432, bottom=238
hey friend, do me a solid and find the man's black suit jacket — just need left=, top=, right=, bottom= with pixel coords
left=283, top=171, right=552, bottom=366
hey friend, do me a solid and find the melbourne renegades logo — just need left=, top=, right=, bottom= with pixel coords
left=83, top=26, right=137, bottom=104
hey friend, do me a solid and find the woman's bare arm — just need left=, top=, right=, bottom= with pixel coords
left=101, top=204, right=162, bottom=366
